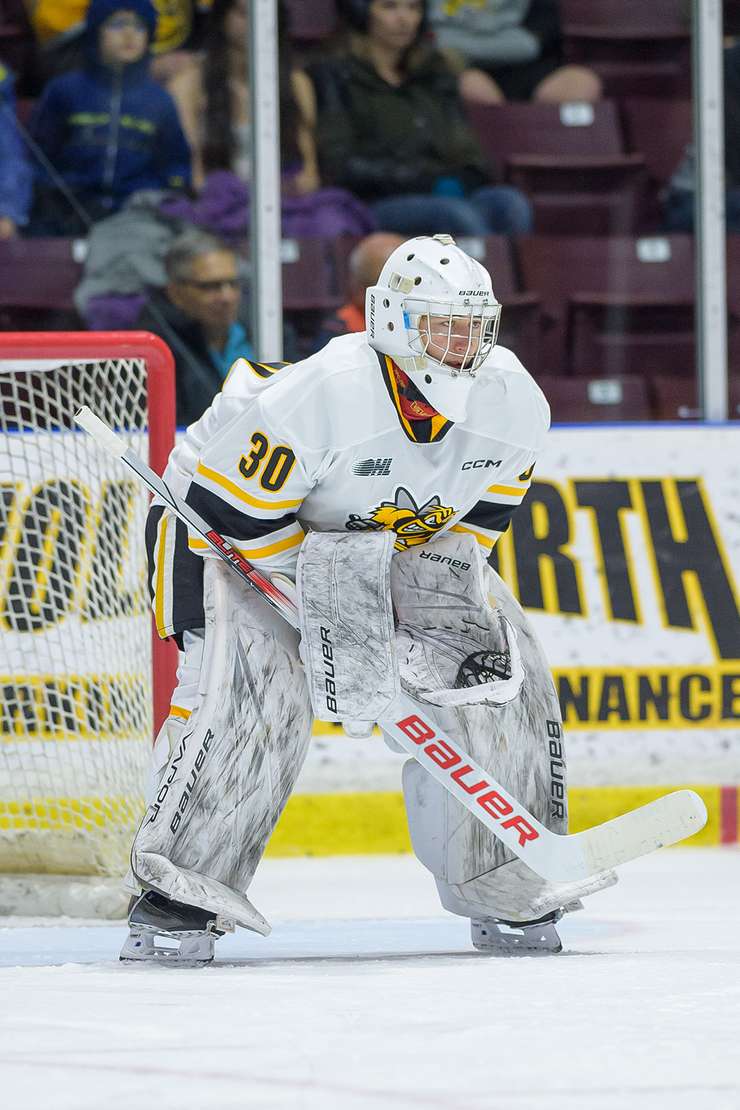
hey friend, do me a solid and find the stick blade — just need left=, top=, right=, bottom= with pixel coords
left=578, top=788, right=708, bottom=876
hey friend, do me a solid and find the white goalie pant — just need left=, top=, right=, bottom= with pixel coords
left=130, top=559, right=313, bottom=929
left=395, top=535, right=616, bottom=924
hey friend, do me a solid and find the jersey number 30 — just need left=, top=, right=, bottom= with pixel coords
left=238, top=431, right=296, bottom=492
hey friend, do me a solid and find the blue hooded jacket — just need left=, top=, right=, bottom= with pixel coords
left=32, top=0, right=191, bottom=211
left=0, top=64, right=33, bottom=225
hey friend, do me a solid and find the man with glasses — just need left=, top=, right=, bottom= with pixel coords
left=135, top=228, right=255, bottom=426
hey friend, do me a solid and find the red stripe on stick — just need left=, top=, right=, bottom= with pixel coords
left=719, top=786, right=738, bottom=844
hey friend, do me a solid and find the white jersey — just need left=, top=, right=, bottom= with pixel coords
left=150, top=332, right=549, bottom=639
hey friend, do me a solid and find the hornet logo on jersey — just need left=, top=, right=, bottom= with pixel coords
left=352, top=457, right=393, bottom=477
left=346, top=486, right=454, bottom=551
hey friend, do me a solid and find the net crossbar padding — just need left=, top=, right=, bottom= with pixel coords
left=0, top=332, right=176, bottom=916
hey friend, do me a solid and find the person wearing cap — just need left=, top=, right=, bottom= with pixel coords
left=29, top=0, right=191, bottom=235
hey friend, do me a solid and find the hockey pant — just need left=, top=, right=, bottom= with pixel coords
left=130, top=557, right=313, bottom=930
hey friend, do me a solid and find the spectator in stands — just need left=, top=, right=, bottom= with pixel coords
left=135, top=228, right=253, bottom=426
left=167, top=0, right=374, bottom=238
left=170, top=0, right=315, bottom=192
left=29, top=0, right=191, bottom=236
left=0, top=64, right=33, bottom=238
left=28, top=0, right=209, bottom=85
left=663, top=41, right=740, bottom=233
left=313, top=231, right=403, bottom=349
left=429, top=0, right=601, bottom=105
left=308, top=0, right=533, bottom=236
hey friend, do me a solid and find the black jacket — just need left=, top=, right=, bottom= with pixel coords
left=135, top=292, right=236, bottom=427
left=308, top=48, right=491, bottom=200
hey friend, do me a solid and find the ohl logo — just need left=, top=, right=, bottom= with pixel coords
left=346, top=486, right=454, bottom=551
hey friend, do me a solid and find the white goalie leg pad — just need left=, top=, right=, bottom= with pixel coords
left=399, top=543, right=616, bottom=922
left=123, top=634, right=206, bottom=898
left=391, top=535, right=524, bottom=708
left=131, top=559, right=313, bottom=932
left=296, top=531, right=400, bottom=725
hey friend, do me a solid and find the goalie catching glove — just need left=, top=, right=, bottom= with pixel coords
left=295, top=531, right=524, bottom=728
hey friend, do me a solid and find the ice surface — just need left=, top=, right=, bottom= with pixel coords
left=0, top=848, right=739, bottom=1110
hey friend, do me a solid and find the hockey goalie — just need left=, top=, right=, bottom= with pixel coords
left=122, top=234, right=617, bottom=964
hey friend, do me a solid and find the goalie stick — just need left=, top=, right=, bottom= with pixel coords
left=74, top=406, right=708, bottom=882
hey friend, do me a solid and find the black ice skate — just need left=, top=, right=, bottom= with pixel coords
left=471, top=909, right=564, bottom=955
left=120, top=890, right=235, bottom=965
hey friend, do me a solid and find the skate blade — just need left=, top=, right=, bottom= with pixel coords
left=120, top=929, right=216, bottom=966
left=471, top=919, right=562, bottom=956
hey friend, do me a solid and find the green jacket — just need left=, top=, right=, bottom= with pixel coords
left=308, top=48, right=492, bottom=200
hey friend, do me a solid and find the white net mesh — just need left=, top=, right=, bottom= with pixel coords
left=0, top=354, right=158, bottom=914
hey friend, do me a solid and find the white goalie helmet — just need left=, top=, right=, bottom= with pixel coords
left=365, top=234, right=502, bottom=422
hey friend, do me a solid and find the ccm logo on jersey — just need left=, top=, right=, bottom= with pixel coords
left=395, top=714, right=540, bottom=847
left=461, top=458, right=501, bottom=471
left=320, top=626, right=338, bottom=713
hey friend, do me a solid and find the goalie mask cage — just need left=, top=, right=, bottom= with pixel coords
left=0, top=332, right=176, bottom=917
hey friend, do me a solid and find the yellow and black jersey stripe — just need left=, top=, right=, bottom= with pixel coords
left=451, top=469, right=533, bottom=553
left=146, top=506, right=207, bottom=641
left=223, top=358, right=291, bottom=389
left=185, top=479, right=299, bottom=543
left=376, top=353, right=454, bottom=444
left=185, top=476, right=304, bottom=561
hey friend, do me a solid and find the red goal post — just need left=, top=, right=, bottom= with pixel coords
left=0, top=331, right=177, bottom=915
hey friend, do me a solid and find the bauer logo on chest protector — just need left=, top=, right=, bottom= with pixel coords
left=346, top=486, right=454, bottom=551
left=351, top=457, right=393, bottom=477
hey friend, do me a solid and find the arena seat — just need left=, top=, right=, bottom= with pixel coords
left=560, top=0, right=690, bottom=98
left=620, top=98, right=692, bottom=225
left=652, top=374, right=740, bottom=421
left=284, top=0, right=337, bottom=42
left=0, top=238, right=84, bottom=329
left=465, top=100, right=646, bottom=235
left=280, top=238, right=341, bottom=312
left=517, top=234, right=694, bottom=376
left=535, top=374, right=651, bottom=422
left=649, top=376, right=699, bottom=420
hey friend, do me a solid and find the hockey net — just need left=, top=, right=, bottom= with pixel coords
left=0, top=332, right=176, bottom=917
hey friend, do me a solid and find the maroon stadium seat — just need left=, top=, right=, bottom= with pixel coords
left=0, top=239, right=83, bottom=329
left=517, top=234, right=695, bottom=376
left=620, top=98, right=692, bottom=225
left=724, top=235, right=740, bottom=375
left=536, top=374, right=651, bottom=422
left=279, top=238, right=342, bottom=312
left=652, top=374, right=740, bottom=421
left=731, top=377, right=740, bottom=420
left=284, top=0, right=337, bottom=42
left=560, top=0, right=690, bottom=98
left=650, top=376, right=700, bottom=420
left=465, top=100, right=646, bottom=235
